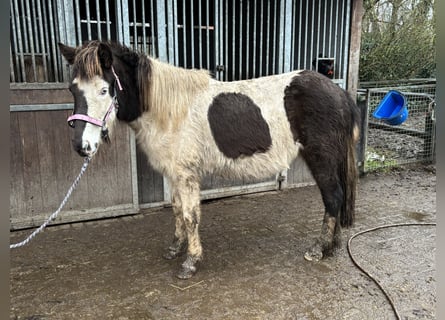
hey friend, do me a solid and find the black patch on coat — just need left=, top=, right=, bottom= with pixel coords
left=208, top=92, right=272, bottom=159
left=283, top=70, right=359, bottom=146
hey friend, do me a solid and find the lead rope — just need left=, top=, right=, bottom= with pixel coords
left=10, top=157, right=91, bottom=249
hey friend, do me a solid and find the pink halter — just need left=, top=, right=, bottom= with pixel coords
left=67, top=66, right=123, bottom=129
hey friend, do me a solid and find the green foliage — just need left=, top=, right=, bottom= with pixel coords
left=360, top=0, right=436, bottom=82
left=365, top=147, right=398, bottom=172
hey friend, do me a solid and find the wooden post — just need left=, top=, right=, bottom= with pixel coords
left=347, top=0, right=364, bottom=98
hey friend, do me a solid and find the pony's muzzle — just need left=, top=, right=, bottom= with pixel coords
left=73, top=140, right=97, bottom=157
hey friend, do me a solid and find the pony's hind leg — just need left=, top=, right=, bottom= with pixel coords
left=283, top=70, right=358, bottom=261
left=304, top=211, right=341, bottom=261
left=303, top=162, right=344, bottom=261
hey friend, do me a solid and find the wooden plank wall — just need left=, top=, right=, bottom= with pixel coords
left=10, top=109, right=136, bottom=229
left=201, top=175, right=276, bottom=191
left=136, top=149, right=165, bottom=205
left=286, top=157, right=315, bottom=187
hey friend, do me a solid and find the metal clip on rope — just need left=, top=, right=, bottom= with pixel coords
left=10, top=157, right=92, bottom=249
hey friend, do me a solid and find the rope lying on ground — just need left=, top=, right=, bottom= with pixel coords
left=347, top=222, right=436, bottom=320
left=10, top=157, right=91, bottom=249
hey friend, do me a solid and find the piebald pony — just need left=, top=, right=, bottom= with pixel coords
left=59, top=40, right=360, bottom=279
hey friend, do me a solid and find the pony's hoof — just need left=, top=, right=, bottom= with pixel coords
left=304, top=249, right=323, bottom=262
left=176, top=266, right=197, bottom=279
left=163, top=250, right=184, bottom=260
left=176, top=255, right=200, bottom=279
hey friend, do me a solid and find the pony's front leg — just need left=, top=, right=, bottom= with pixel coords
left=163, top=191, right=188, bottom=260
left=175, top=177, right=203, bottom=279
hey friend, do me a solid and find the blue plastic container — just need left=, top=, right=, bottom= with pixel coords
left=372, top=90, right=408, bottom=125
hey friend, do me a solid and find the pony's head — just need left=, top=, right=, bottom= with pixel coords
left=58, top=41, right=142, bottom=157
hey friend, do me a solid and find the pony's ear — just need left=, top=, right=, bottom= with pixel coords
left=98, top=43, right=113, bottom=69
left=58, top=43, right=76, bottom=65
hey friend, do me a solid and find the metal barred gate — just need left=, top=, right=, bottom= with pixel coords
left=10, top=0, right=353, bottom=227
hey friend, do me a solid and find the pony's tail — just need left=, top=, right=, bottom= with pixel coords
left=339, top=124, right=359, bottom=228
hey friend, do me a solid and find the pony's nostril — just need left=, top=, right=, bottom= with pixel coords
left=83, top=141, right=91, bottom=151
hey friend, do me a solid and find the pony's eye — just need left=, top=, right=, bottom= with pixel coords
left=99, top=87, right=108, bottom=96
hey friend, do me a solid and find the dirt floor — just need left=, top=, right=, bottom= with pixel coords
left=10, top=164, right=436, bottom=320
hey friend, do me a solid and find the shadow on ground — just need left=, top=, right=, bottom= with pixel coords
left=10, top=165, right=436, bottom=320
